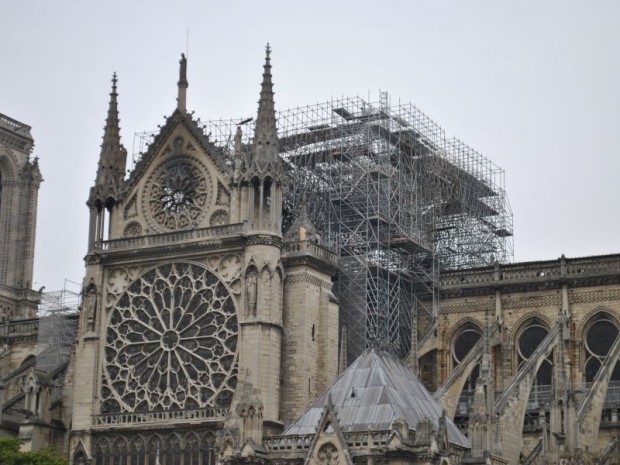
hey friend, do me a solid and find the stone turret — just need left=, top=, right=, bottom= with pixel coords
left=0, top=112, right=41, bottom=320
left=280, top=199, right=338, bottom=423
left=233, top=44, right=284, bottom=234
left=87, top=73, right=127, bottom=247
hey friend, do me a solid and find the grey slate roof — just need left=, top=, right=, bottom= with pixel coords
left=283, top=348, right=470, bottom=449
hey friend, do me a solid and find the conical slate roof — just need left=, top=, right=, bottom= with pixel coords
left=283, top=348, right=470, bottom=449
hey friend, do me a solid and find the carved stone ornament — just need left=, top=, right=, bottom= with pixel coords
left=144, top=158, right=210, bottom=232
left=317, top=443, right=339, bottom=465
left=101, top=262, right=238, bottom=413
left=209, top=209, right=229, bottom=227
left=123, top=221, right=142, bottom=238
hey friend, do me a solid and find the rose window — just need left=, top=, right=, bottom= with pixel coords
left=101, top=263, right=238, bottom=414
left=147, top=161, right=209, bottom=231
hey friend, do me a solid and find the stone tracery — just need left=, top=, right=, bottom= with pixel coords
left=101, top=262, right=238, bottom=413
left=146, top=160, right=209, bottom=231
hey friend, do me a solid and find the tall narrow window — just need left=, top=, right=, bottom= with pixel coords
left=452, top=324, right=482, bottom=390
left=0, top=171, right=3, bottom=214
left=584, top=315, right=620, bottom=382
left=517, top=321, right=552, bottom=386
left=263, top=177, right=272, bottom=215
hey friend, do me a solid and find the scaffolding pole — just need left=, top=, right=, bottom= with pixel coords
left=190, top=93, right=513, bottom=365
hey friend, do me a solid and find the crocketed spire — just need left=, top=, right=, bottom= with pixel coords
left=96, top=73, right=127, bottom=189
left=252, top=44, right=278, bottom=165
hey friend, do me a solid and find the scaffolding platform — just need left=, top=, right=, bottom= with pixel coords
left=200, top=93, right=513, bottom=364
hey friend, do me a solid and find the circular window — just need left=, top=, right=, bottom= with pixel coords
left=584, top=315, right=620, bottom=382
left=101, top=262, right=238, bottom=413
left=145, top=159, right=210, bottom=231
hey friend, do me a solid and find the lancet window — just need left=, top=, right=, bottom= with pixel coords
left=517, top=320, right=552, bottom=386
left=94, top=433, right=216, bottom=465
left=94, top=432, right=216, bottom=465
left=583, top=314, right=620, bottom=382
left=452, top=324, right=482, bottom=391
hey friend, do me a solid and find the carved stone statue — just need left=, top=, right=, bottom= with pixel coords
left=84, top=282, right=97, bottom=332
left=247, top=271, right=257, bottom=316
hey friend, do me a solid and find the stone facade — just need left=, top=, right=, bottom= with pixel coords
left=0, top=113, right=41, bottom=321
left=420, top=254, right=620, bottom=464
left=1, top=48, right=620, bottom=465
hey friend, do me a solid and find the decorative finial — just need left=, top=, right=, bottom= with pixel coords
left=111, top=72, right=118, bottom=93
left=177, top=53, right=188, bottom=112
left=179, top=54, right=187, bottom=82
left=266, top=43, right=271, bottom=61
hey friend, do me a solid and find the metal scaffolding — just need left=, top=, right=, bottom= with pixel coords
left=200, top=93, right=513, bottom=364
left=36, top=285, right=80, bottom=372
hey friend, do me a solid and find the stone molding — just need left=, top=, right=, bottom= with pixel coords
left=284, top=271, right=332, bottom=289
left=570, top=289, right=620, bottom=304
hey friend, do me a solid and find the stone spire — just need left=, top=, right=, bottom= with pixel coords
left=96, top=73, right=127, bottom=188
left=284, top=196, right=318, bottom=241
left=177, top=53, right=188, bottom=112
left=252, top=44, right=278, bottom=166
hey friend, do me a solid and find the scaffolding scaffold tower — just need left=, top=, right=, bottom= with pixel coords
left=36, top=285, right=80, bottom=372
left=172, top=93, right=513, bottom=365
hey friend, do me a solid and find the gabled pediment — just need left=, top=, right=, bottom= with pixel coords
left=304, top=403, right=352, bottom=465
left=113, top=109, right=234, bottom=236
left=125, top=109, right=231, bottom=193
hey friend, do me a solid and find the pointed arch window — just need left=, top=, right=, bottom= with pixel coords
left=263, top=177, right=272, bottom=214
left=130, top=438, right=145, bottom=465
left=0, top=170, right=3, bottom=215
left=251, top=177, right=261, bottom=220
left=452, top=324, right=482, bottom=391
left=516, top=320, right=552, bottom=394
left=182, top=434, right=200, bottom=465
left=165, top=435, right=181, bottom=465
left=201, top=433, right=216, bottom=465
left=584, top=315, right=620, bottom=382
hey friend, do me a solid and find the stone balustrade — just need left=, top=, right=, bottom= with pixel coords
left=0, top=113, right=31, bottom=132
left=264, top=431, right=389, bottom=451
left=440, top=254, right=620, bottom=287
left=0, top=318, right=39, bottom=335
left=92, top=406, right=228, bottom=427
left=94, top=223, right=245, bottom=252
left=282, top=240, right=338, bottom=264
left=0, top=284, right=40, bottom=302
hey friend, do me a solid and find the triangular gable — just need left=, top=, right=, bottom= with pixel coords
left=304, top=400, right=352, bottom=465
left=116, top=109, right=235, bottom=233
left=124, top=109, right=231, bottom=195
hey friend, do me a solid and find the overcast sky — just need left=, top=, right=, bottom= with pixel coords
left=2, top=1, right=619, bottom=291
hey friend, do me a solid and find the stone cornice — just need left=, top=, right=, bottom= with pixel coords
left=245, top=234, right=283, bottom=248
left=283, top=271, right=333, bottom=289
left=439, top=254, right=620, bottom=298
left=0, top=113, right=33, bottom=153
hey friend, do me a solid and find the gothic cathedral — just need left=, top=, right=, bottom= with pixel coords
left=71, top=47, right=341, bottom=464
